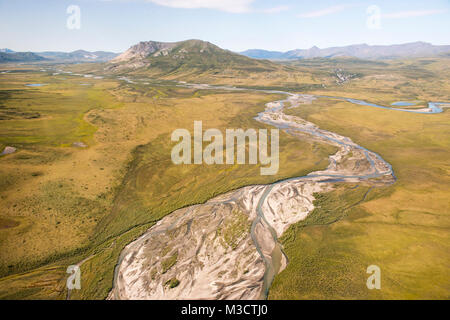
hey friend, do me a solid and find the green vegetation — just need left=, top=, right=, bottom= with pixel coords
left=270, top=57, right=450, bottom=298
left=217, top=210, right=250, bottom=250
left=270, top=185, right=376, bottom=299
left=165, top=278, right=180, bottom=289
left=161, top=251, right=178, bottom=274
left=288, top=56, right=450, bottom=105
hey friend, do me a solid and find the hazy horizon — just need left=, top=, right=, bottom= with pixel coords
left=2, top=39, right=450, bottom=55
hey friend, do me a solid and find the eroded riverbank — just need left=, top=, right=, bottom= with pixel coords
left=108, top=89, right=397, bottom=300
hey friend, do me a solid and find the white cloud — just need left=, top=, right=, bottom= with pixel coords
left=147, top=0, right=255, bottom=13
left=262, top=5, right=289, bottom=14
left=297, top=4, right=351, bottom=18
left=383, top=9, right=447, bottom=19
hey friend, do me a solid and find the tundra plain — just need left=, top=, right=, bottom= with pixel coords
left=0, top=54, right=449, bottom=299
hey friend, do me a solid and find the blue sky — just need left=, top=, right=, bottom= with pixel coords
left=0, top=0, right=449, bottom=52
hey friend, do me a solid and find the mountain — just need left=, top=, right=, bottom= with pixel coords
left=107, top=39, right=280, bottom=76
left=0, top=49, right=118, bottom=63
left=37, top=50, right=119, bottom=62
left=0, top=52, right=47, bottom=63
left=240, top=42, right=450, bottom=60
left=111, top=41, right=176, bottom=63
left=0, top=48, right=15, bottom=53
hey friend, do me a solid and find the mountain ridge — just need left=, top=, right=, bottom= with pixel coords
left=2, top=41, right=449, bottom=64
left=36, top=50, right=119, bottom=62
left=0, top=52, right=48, bottom=63
left=0, top=49, right=118, bottom=63
left=241, top=41, right=450, bottom=60
left=0, top=48, right=15, bottom=53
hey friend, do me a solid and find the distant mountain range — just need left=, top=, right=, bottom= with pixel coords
left=0, top=49, right=118, bottom=63
left=240, top=42, right=450, bottom=60
left=36, top=50, right=119, bottom=62
left=0, top=52, right=48, bottom=63
left=0, top=48, right=15, bottom=53
left=1, top=41, right=449, bottom=64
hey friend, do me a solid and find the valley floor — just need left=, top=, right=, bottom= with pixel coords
left=0, top=56, right=449, bottom=299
